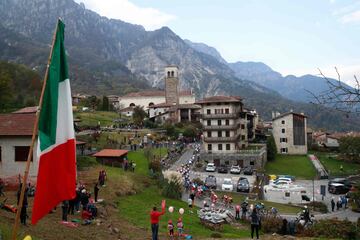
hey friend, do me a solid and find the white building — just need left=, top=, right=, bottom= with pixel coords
left=272, top=112, right=308, bottom=155
left=0, top=113, right=38, bottom=181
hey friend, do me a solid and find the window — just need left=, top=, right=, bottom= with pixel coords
left=225, top=131, right=230, bottom=137
left=250, top=161, right=255, bottom=166
left=208, top=144, right=212, bottom=151
left=281, top=148, right=288, bottom=153
left=217, top=120, right=222, bottom=126
left=280, top=138, right=288, bottom=143
left=207, top=120, right=211, bottom=126
left=282, top=129, right=285, bottom=133
left=241, top=135, right=245, bottom=140
left=226, top=144, right=231, bottom=150
left=225, top=108, right=229, bottom=114
left=281, top=120, right=285, bottom=124
left=242, top=144, right=246, bottom=148
left=225, top=119, right=229, bottom=126
left=15, top=146, right=32, bottom=162
left=207, top=109, right=211, bottom=115
left=218, top=131, right=222, bottom=137
left=218, top=144, right=223, bottom=150
left=241, top=124, right=245, bottom=129
left=207, top=131, right=212, bottom=137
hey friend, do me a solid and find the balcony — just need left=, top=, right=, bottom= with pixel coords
left=204, top=134, right=240, bottom=143
left=203, top=123, right=240, bottom=130
left=201, top=113, right=239, bottom=119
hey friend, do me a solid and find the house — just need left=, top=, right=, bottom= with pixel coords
left=197, top=96, right=267, bottom=168
left=0, top=113, right=38, bottom=181
left=93, top=149, right=128, bottom=167
left=148, top=102, right=201, bottom=124
left=107, top=95, right=120, bottom=109
left=272, top=111, right=308, bottom=154
left=119, top=106, right=135, bottom=117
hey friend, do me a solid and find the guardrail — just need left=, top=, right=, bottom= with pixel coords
left=201, top=113, right=239, bottom=119
left=203, top=124, right=240, bottom=130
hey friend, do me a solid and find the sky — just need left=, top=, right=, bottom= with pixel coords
left=74, top=0, right=360, bottom=86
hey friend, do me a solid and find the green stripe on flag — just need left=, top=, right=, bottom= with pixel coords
left=39, top=20, right=69, bottom=151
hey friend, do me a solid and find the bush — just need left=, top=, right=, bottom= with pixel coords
left=149, top=159, right=162, bottom=173
left=260, top=216, right=283, bottom=233
left=195, top=163, right=203, bottom=169
left=308, top=201, right=328, bottom=213
left=192, top=177, right=204, bottom=186
left=210, top=232, right=222, bottom=238
left=161, top=176, right=182, bottom=200
left=299, top=219, right=359, bottom=239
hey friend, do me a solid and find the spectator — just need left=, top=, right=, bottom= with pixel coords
left=281, top=218, right=288, bottom=235
left=0, top=179, right=5, bottom=197
left=17, top=184, right=28, bottom=226
left=94, top=182, right=100, bottom=202
left=235, top=204, right=240, bottom=220
left=150, top=206, right=165, bottom=240
left=168, top=219, right=174, bottom=239
left=62, top=200, right=69, bottom=221
left=177, top=218, right=184, bottom=236
left=331, top=197, right=335, bottom=212
left=250, top=208, right=260, bottom=239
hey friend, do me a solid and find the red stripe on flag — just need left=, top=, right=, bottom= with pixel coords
left=32, top=139, right=76, bottom=224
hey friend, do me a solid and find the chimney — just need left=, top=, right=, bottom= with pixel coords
left=272, top=111, right=275, bottom=119
left=290, top=109, right=293, bottom=113
left=276, top=111, right=280, bottom=117
left=300, top=112, right=304, bottom=115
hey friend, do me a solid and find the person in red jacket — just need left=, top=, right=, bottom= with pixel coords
left=150, top=205, right=165, bottom=240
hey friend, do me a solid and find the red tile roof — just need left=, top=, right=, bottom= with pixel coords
left=0, top=114, right=36, bottom=136
left=122, top=90, right=193, bottom=98
left=12, top=106, right=38, bottom=114
left=93, top=149, right=128, bottom=157
left=196, top=96, right=242, bottom=104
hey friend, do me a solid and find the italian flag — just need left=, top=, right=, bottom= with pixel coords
left=32, top=20, right=76, bottom=224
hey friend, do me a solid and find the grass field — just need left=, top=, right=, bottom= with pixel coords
left=118, top=186, right=249, bottom=238
left=314, top=152, right=360, bottom=176
left=265, top=154, right=316, bottom=180
left=74, top=111, right=119, bottom=127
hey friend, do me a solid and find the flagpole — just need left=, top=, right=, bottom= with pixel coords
left=12, top=19, right=61, bottom=240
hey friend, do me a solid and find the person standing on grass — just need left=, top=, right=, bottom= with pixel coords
left=62, top=200, right=69, bottom=221
left=94, top=182, right=100, bottom=202
left=150, top=205, right=165, bottom=240
left=250, top=208, right=260, bottom=239
left=235, top=204, right=240, bottom=220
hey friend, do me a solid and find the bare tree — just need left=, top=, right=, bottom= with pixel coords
left=308, top=67, right=360, bottom=114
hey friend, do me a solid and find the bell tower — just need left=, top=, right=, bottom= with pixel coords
left=165, top=66, right=179, bottom=105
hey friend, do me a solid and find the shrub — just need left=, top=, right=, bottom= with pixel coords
left=210, top=232, right=222, bottom=238
left=260, top=216, right=283, bottom=233
left=299, top=219, right=359, bottom=239
left=195, top=163, right=203, bottom=169
left=192, top=177, right=204, bottom=186
left=161, top=176, right=183, bottom=200
left=149, top=159, right=161, bottom=172
left=308, top=201, right=328, bottom=213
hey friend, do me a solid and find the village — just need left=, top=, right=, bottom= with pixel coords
left=0, top=65, right=359, bottom=239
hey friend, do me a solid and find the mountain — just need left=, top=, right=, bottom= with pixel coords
left=184, top=39, right=227, bottom=64
left=0, top=0, right=359, bottom=131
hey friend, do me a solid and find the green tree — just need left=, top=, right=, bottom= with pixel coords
left=0, top=73, right=13, bottom=110
left=339, top=136, right=360, bottom=163
left=183, top=125, right=197, bottom=138
left=132, top=106, right=147, bottom=126
left=102, top=96, right=109, bottom=111
left=164, top=123, right=176, bottom=138
left=267, top=134, right=277, bottom=161
left=87, top=96, right=100, bottom=110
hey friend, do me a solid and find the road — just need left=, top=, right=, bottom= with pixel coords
left=173, top=146, right=360, bottom=222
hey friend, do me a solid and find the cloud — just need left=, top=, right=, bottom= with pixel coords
left=74, top=0, right=176, bottom=30
left=340, top=10, right=360, bottom=23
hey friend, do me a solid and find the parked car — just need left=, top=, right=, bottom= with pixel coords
left=230, top=165, right=241, bottom=174
left=221, top=178, right=233, bottom=191
left=205, top=163, right=216, bottom=172
left=237, top=177, right=250, bottom=193
left=243, top=166, right=254, bottom=175
left=276, top=175, right=296, bottom=181
left=217, top=165, right=228, bottom=173
left=328, top=183, right=350, bottom=194
left=205, top=175, right=217, bottom=189
left=328, top=178, right=353, bottom=189
left=271, top=177, right=293, bottom=185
